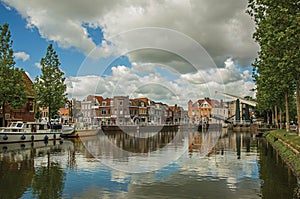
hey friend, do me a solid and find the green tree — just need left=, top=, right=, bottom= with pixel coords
left=34, top=44, right=67, bottom=122
left=247, top=0, right=299, bottom=133
left=0, top=23, right=27, bottom=127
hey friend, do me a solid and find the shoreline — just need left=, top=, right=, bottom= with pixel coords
left=265, top=130, right=300, bottom=179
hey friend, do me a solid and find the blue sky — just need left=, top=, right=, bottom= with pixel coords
left=1, top=4, right=88, bottom=78
left=0, top=0, right=257, bottom=106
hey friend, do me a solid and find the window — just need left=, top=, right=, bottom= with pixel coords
left=102, top=101, right=106, bottom=106
left=120, top=110, right=123, bottom=114
left=119, top=100, right=123, bottom=106
left=102, top=110, right=106, bottom=115
left=29, top=102, right=34, bottom=112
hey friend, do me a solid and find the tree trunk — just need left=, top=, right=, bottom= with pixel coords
left=271, top=109, right=275, bottom=127
left=1, top=101, right=5, bottom=127
left=280, top=107, right=283, bottom=129
left=296, top=79, right=300, bottom=135
left=275, top=105, right=278, bottom=129
left=48, top=106, right=51, bottom=124
left=285, top=92, right=290, bottom=132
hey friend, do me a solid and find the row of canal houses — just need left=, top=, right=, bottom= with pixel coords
left=67, top=95, right=232, bottom=127
left=76, top=95, right=187, bottom=126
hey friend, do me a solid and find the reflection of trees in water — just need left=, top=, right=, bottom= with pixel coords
left=0, top=143, right=68, bottom=199
left=204, top=131, right=256, bottom=158
left=103, top=131, right=182, bottom=153
left=0, top=155, right=34, bottom=199
left=257, top=139, right=299, bottom=199
left=31, top=156, right=65, bottom=199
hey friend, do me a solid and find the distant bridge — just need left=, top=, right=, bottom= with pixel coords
left=215, top=91, right=256, bottom=123
left=215, top=91, right=257, bottom=107
left=211, top=114, right=235, bottom=124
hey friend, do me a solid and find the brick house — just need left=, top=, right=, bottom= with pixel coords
left=188, top=97, right=221, bottom=124
left=0, top=72, right=35, bottom=126
left=111, top=96, right=130, bottom=125
left=94, top=96, right=112, bottom=125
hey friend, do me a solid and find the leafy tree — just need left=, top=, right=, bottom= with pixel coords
left=247, top=0, right=299, bottom=133
left=34, top=44, right=67, bottom=122
left=0, top=23, right=27, bottom=127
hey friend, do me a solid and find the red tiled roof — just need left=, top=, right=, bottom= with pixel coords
left=59, top=108, right=69, bottom=115
left=136, top=97, right=149, bottom=104
left=130, top=99, right=138, bottom=106
left=94, top=96, right=104, bottom=103
left=87, top=95, right=111, bottom=106
left=169, top=105, right=181, bottom=111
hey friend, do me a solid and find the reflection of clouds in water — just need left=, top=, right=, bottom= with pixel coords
left=80, top=128, right=222, bottom=173
left=83, top=131, right=189, bottom=173
left=181, top=131, right=260, bottom=192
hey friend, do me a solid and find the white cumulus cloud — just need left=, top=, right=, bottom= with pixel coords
left=67, top=58, right=255, bottom=108
left=3, top=0, right=258, bottom=107
left=3, top=0, right=259, bottom=67
left=14, top=51, right=30, bottom=61
left=34, top=62, right=42, bottom=69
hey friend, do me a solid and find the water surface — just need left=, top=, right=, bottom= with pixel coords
left=0, top=129, right=299, bottom=199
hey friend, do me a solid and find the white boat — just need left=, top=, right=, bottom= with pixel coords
left=0, top=121, right=75, bottom=144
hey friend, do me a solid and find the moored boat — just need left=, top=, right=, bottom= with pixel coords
left=61, top=128, right=100, bottom=138
left=0, top=121, right=74, bottom=144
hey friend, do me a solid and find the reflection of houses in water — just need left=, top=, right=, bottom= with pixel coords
left=188, top=129, right=223, bottom=155
left=208, top=131, right=254, bottom=159
left=186, top=131, right=259, bottom=191
left=82, top=130, right=184, bottom=156
left=79, top=130, right=188, bottom=173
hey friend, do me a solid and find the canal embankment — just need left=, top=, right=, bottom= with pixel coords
left=265, top=130, right=300, bottom=179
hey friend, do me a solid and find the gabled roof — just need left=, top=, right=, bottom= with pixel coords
left=197, top=97, right=222, bottom=108
left=86, top=95, right=111, bottom=106
left=129, top=99, right=138, bottom=106
left=21, top=71, right=34, bottom=97
left=134, top=98, right=150, bottom=107
left=169, top=105, right=181, bottom=111
left=59, top=108, right=69, bottom=115
left=136, top=97, right=149, bottom=104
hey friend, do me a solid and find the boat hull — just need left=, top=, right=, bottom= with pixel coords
left=0, top=132, right=62, bottom=144
left=61, top=128, right=99, bottom=138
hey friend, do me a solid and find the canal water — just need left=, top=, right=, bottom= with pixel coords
left=0, top=129, right=299, bottom=199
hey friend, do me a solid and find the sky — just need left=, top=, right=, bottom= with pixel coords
left=0, top=0, right=259, bottom=109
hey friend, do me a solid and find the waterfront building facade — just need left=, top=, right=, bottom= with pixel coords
left=111, top=96, right=130, bottom=125
left=188, top=97, right=230, bottom=125
left=0, top=72, right=35, bottom=126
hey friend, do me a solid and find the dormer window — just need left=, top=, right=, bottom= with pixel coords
left=102, top=101, right=106, bottom=106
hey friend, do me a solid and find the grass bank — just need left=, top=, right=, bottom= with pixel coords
left=265, top=130, right=300, bottom=179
